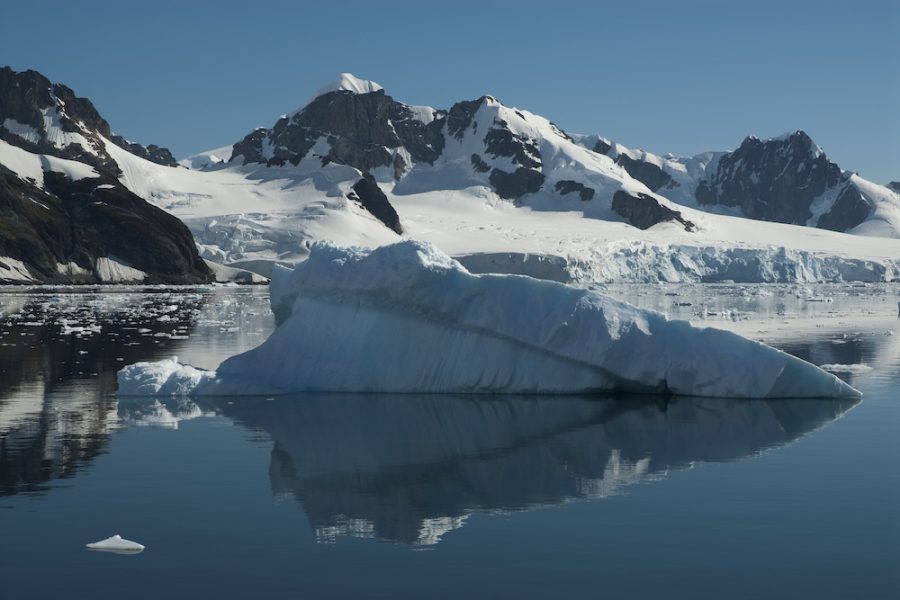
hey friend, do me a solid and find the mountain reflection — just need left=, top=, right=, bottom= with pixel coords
left=0, top=289, right=206, bottom=496
left=189, top=392, right=857, bottom=545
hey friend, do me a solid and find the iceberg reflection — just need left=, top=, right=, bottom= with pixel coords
left=191, top=393, right=857, bottom=545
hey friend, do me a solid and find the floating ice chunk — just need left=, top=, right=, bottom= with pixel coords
left=118, top=357, right=215, bottom=396
left=117, top=241, right=861, bottom=399
left=85, top=534, right=145, bottom=553
left=819, top=364, right=874, bottom=374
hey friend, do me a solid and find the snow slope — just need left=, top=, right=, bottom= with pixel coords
left=577, top=132, right=900, bottom=237
left=6, top=71, right=880, bottom=285
left=99, top=100, right=900, bottom=283
left=118, top=241, right=859, bottom=398
left=0, top=138, right=100, bottom=185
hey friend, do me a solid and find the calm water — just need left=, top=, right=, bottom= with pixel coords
left=0, top=284, right=897, bottom=599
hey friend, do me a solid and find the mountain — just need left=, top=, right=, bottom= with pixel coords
left=167, top=73, right=899, bottom=282
left=3, top=68, right=898, bottom=284
left=0, top=67, right=212, bottom=283
left=228, top=73, right=695, bottom=234
left=0, top=67, right=177, bottom=174
left=579, top=131, right=900, bottom=237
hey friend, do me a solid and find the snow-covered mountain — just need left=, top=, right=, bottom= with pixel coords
left=227, top=73, right=696, bottom=234
left=0, top=67, right=212, bottom=283
left=171, top=73, right=900, bottom=282
left=2, top=68, right=899, bottom=284
left=579, top=131, right=900, bottom=237
left=0, top=67, right=177, bottom=174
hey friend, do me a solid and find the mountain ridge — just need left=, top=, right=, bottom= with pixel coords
left=2, top=67, right=899, bottom=284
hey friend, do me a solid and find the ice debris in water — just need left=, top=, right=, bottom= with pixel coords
left=117, top=240, right=861, bottom=399
left=819, top=364, right=874, bottom=374
left=86, top=534, right=145, bottom=553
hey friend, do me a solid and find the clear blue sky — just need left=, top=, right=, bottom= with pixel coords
left=2, top=0, right=897, bottom=181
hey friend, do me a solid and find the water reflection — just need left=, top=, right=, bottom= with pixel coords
left=122, top=392, right=858, bottom=546
left=0, top=290, right=205, bottom=496
left=0, top=285, right=890, bottom=546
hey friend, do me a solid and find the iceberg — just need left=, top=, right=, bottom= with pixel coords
left=117, top=240, right=860, bottom=399
left=85, top=534, right=145, bottom=553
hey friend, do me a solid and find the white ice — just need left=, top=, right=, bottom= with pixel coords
left=117, top=241, right=860, bottom=399
left=85, top=534, right=145, bottom=553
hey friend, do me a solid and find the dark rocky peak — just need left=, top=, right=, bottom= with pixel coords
left=696, top=130, right=846, bottom=226
left=888, top=181, right=900, bottom=193
left=231, top=78, right=446, bottom=178
left=0, top=66, right=177, bottom=175
left=347, top=173, right=402, bottom=234
left=446, top=96, right=491, bottom=140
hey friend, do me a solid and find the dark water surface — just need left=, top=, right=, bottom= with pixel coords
left=0, top=284, right=897, bottom=599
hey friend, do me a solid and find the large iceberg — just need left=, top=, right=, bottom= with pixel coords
left=117, top=240, right=859, bottom=399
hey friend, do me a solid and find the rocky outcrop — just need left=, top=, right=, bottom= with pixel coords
left=695, top=131, right=853, bottom=227
left=0, top=66, right=177, bottom=175
left=817, top=183, right=873, bottom=232
left=592, top=138, right=612, bottom=155
left=470, top=154, right=490, bottom=173
left=107, top=135, right=177, bottom=167
left=612, top=190, right=695, bottom=231
left=489, top=167, right=545, bottom=200
left=232, top=88, right=445, bottom=176
left=0, top=166, right=212, bottom=283
left=348, top=174, right=403, bottom=234
left=613, top=153, right=674, bottom=192
left=554, top=180, right=594, bottom=201
left=447, top=97, right=487, bottom=140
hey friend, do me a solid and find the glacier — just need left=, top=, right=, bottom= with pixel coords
left=118, top=240, right=859, bottom=399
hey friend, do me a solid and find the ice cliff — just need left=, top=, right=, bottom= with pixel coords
left=118, top=241, right=860, bottom=399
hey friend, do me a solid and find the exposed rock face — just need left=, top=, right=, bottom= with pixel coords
left=888, top=181, right=900, bottom=194
left=447, top=97, right=486, bottom=140
left=0, top=166, right=212, bottom=283
left=348, top=174, right=403, bottom=234
left=0, top=66, right=177, bottom=175
left=107, top=135, right=177, bottom=167
left=592, top=138, right=612, bottom=156
left=613, top=153, right=674, bottom=192
left=580, top=130, right=898, bottom=236
left=554, top=180, right=594, bottom=201
left=470, top=154, right=490, bottom=173
left=817, top=183, right=873, bottom=232
left=484, top=125, right=541, bottom=169
left=695, top=131, right=855, bottom=226
left=480, top=117, right=545, bottom=200
left=233, top=89, right=554, bottom=201
left=232, top=88, right=446, bottom=176
left=612, top=190, right=695, bottom=231
left=489, top=168, right=545, bottom=200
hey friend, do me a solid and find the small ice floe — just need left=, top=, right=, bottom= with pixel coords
left=819, top=364, right=874, bottom=375
left=85, top=534, right=145, bottom=554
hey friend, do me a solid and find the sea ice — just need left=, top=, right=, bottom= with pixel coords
left=819, top=363, right=874, bottom=374
left=85, top=534, right=145, bottom=553
left=118, top=241, right=860, bottom=399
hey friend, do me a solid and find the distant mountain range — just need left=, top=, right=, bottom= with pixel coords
left=1, top=67, right=898, bottom=284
